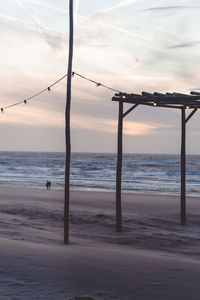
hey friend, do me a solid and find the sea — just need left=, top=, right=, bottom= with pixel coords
left=0, top=151, right=200, bottom=196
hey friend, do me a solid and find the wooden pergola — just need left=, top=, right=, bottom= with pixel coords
left=112, top=90, right=200, bottom=232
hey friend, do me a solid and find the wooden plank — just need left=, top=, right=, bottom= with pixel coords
left=142, top=91, right=156, bottom=98
left=113, top=98, right=183, bottom=109
left=141, top=103, right=182, bottom=109
left=112, top=96, right=200, bottom=106
left=191, top=91, right=200, bottom=96
left=153, top=92, right=166, bottom=97
left=64, top=0, right=74, bottom=244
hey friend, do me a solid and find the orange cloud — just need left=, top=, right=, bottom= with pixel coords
left=72, top=114, right=158, bottom=135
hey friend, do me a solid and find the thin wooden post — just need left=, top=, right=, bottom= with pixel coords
left=64, top=0, right=74, bottom=244
left=116, top=100, right=123, bottom=232
left=181, top=108, right=186, bottom=225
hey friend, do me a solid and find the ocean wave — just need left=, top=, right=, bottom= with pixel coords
left=0, top=151, right=200, bottom=196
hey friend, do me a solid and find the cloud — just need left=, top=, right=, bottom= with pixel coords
left=0, top=13, right=30, bottom=25
left=0, top=10, right=65, bottom=52
left=168, top=41, right=200, bottom=49
left=114, top=58, right=140, bottom=77
left=42, top=31, right=65, bottom=51
left=123, top=120, right=157, bottom=135
left=15, top=0, right=65, bottom=51
left=71, top=114, right=158, bottom=136
left=75, top=0, right=80, bottom=26
left=24, top=0, right=67, bottom=13
left=75, top=12, right=144, bottom=49
left=24, top=0, right=86, bottom=22
left=103, top=22, right=154, bottom=43
left=0, top=106, right=64, bottom=127
left=78, top=12, right=155, bottom=46
left=143, top=5, right=200, bottom=12
left=16, top=0, right=46, bottom=37
left=101, top=0, right=138, bottom=12
left=189, top=88, right=200, bottom=91
left=0, top=105, right=159, bottom=136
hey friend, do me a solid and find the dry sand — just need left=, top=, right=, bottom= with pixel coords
left=0, top=187, right=200, bottom=299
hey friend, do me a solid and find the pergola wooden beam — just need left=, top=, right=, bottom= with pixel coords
left=185, top=108, right=198, bottom=124
left=113, top=97, right=200, bottom=107
left=181, top=108, right=198, bottom=225
left=113, top=91, right=200, bottom=107
left=181, top=108, right=186, bottom=225
left=113, top=99, right=183, bottom=109
left=123, top=104, right=138, bottom=118
left=116, top=102, right=139, bottom=232
left=112, top=91, right=200, bottom=232
left=116, top=100, right=123, bottom=232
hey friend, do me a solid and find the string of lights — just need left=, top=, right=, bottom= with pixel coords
left=1, top=72, right=122, bottom=112
left=1, top=74, right=68, bottom=112
left=73, top=72, right=121, bottom=93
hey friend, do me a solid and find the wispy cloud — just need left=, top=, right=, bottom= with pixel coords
left=16, top=0, right=45, bottom=36
left=15, top=0, right=65, bottom=51
left=0, top=13, right=30, bottom=25
left=104, top=22, right=154, bottom=42
left=75, top=0, right=80, bottom=26
left=143, top=5, right=200, bottom=12
left=24, top=0, right=67, bottom=13
left=24, top=0, right=86, bottom=22
left=81, top=13, right=156, bottom=43
left=101, top=0, right=138, bottom=13
left=113, top=57, right=140, bottom=77
left=168, top=41, right=200, bottom=49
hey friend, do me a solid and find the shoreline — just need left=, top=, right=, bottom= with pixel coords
left=1, top=184, right=200, bottom=198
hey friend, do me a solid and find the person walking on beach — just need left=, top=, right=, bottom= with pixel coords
left=46, top=180, right=51, bottom=190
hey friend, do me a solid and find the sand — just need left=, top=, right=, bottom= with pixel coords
left=0, top=187, right=200, bottom=299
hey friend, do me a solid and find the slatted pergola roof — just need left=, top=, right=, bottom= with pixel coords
left=113, top=91, right=200, bottom=109
left=112, top=90, right=200, bottom=233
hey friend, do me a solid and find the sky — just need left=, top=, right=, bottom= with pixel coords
left=0, top=0, right=200, bottom=153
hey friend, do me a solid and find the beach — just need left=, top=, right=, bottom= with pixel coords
left=1, top=187, right=200, bottom=299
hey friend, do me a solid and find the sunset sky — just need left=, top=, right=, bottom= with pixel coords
left=0, top=0, right=200, bottom=153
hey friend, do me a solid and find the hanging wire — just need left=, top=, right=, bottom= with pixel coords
left=0, top=71, right=123, bottom=112
left=1, top=74, right=68, bottom=111
left=74, top=72, right=122, bottom=93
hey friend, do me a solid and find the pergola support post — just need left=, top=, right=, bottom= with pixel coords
left=116, top=100, right=123, bottom=232
left=181, top=108, right=186, bottom=225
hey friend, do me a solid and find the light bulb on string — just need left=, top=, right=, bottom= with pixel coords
left=186, top=105, right=190, bottom=109
left=71, top=72, right=75, bottom=77
left=47, top=87, right=51, bottom=92
left=122, top=94, right=126, bottom=99
left=96, top=83, right=101, bottom=87
left=153, top=101, right=157, bottom=106
left=24, top=100, right=27, bottom=104
left=1, top=108, right=3, bottom=113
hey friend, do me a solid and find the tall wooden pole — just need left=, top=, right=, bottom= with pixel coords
left=116, top=100, right=123, bottom=232
left=64, top=0, right=74, bottom=244
left=181, top=108, right=186, bottom=225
